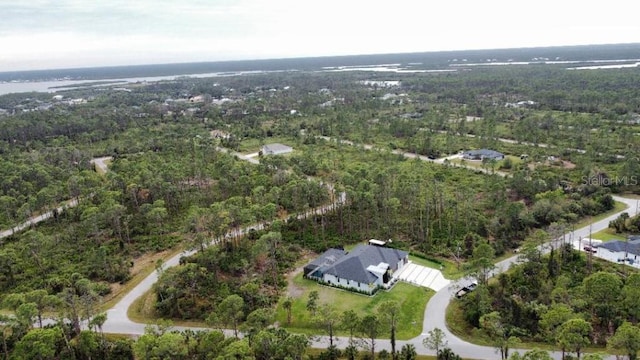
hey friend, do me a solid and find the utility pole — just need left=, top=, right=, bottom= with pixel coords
left=587, top=223, right=593, bottom=274
left=624, top=235, right=629, bottom=278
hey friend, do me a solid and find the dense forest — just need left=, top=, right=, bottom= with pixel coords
left=0, top=48, right=639, bottom=359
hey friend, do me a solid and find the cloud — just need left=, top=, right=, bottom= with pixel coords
left=0, top=0, right=639, bottom=71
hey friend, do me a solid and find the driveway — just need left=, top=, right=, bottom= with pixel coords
left=96, top=140, right=636, bottom=359
left=393, top=262, right=450, bottom=291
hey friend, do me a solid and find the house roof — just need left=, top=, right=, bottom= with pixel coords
left=319, top=245, right=408, bottom=284
left=464, top=149, right=504, bottom=159
left=262, top=143, right=292, bottom=153
left=304, top=248, right=347, bottom=270
left=598, top=240, right=640, bottom=257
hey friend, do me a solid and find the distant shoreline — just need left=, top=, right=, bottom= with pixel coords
left=1, top=42, right=639, bottom=83
left=1, top=42, right=640, bottom=96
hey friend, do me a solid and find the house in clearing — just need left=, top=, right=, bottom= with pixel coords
left=462, top=149, right=504, bottom=161
left=261, top=143, right=293, bottom=156
left=595, top=235, right=640, bottom=267
left=304, top=244, right=409, bottom=294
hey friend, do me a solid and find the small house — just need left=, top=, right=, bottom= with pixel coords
left=462, top=149, right=505, bottom=161
left=261, top=143, right=293, bottom=156
left=596, top=236, right=640, bottom=267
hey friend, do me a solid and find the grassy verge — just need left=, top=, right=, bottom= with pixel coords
left=572, top=201, right=628, bottom=230
left=409, top=255, right=464, bottom=280
left=99, top=245, right=184, bottom=312
left=590, top=228, right=626, bottom=242
left=127, top=287, right=210, bottom=328
left=277, top=273, right=432, bottom=340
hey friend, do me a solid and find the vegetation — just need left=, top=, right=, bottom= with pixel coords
left=0, top=45, right=639, bottom=358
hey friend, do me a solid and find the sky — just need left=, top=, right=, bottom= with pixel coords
left=1, top=0, right=639, bottom=72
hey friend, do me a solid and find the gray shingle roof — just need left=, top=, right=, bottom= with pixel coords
left=321, top=245, right=408, bottom=284
left=262, top=143, right=292, bottom=153
left=306, top=248, right=347, bottom=269
left=463, top=149, right=504, bottom=159
left=598, top=240, right=640, bottom=257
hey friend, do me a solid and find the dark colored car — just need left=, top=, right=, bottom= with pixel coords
left=455, top=281, right=478, bottom=299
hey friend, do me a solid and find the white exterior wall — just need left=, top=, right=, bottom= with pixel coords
left=596, top=248, right=621, bottom=263
left=596, top=248, right=640, bottom=268
left=323, top=274, right=377, bottom=293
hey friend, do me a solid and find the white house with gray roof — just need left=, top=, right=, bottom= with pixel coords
left=304, top=245, right=408, bottom=294
left=595, top=236, right=640, bottom=267
left=463, top=149, right=504, bottom=161
left=261, top=143, right=293, bottom=156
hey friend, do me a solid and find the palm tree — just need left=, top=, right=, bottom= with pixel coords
left=400, top=344, right=417, bottom=360
left=283, top=297, right=293, bottom=325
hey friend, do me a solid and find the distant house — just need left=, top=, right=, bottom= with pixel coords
left=261, top=143, right=293, bottom=156
left=304, top=244, right=409, bottom=294
left=462, top=149, right=505, bottom=161
left=505, top=100, right=538, bottom=108
left=210, top=130, right=231, bottom=139
left=595, top=236, right=640, bottom=267
left=368, top=239, right=387, bottom=247
left=189, top=95, right=206, bottom=103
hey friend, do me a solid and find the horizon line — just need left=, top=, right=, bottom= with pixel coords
left=2, top=41, right=640, bottom=75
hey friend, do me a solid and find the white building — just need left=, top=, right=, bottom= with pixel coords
left=261, top=143, right=293, bottom=156
left=595, top=237, right=640, bottom=268
left=303, top=245, right=408, bottom=294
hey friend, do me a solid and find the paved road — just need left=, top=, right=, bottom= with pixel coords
left=16, top=143, right=624, bottom=359
left=103, top=193, right=346, bottom=334
left=0, top=156, right=114, bottom=240
left=0, top=199, right=79, bottom=239
left=317, top=136, right=509, bottom=177
left=96, top=142, right=637, bottom=359
left=103, top=149, right=346, bottom=335
left=431, top=129, right=626, bottom=159
left=303, top=195, right=636, bottom=360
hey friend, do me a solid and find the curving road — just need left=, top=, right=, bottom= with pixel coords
left=96, top=141, right=637, bottom=359
left=103, top=146, right=346, bottom=335
left=430, top=129, right=626, bottom=160
left=0, top=199, right=79, bottom=240
left=0, top=156, right=113, bottom=240
left=302, top=195, right=637, bottom=360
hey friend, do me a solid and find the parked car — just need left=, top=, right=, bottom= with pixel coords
left=583, top=245, right=597, bottom=253
left=455, top=281, right=478, bottom=299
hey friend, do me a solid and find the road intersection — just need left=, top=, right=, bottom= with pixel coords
left=2, top=146, right=634, bottom=359
left=100, top=144, right=636, bottom=359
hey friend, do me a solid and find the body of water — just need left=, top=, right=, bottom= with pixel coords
left=0, top=70, right=279, bottom=96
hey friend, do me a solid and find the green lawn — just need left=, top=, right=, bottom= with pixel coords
left=409, top=255, right=465, bottom=280
left=238, top=137, right=296, bottom=153
left=590, top=228, right=626, bottom=242
left=277, top=273, right=432, bottom=340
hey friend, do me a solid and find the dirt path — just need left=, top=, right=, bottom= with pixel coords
left=285, top=253, right=315, bottom=298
